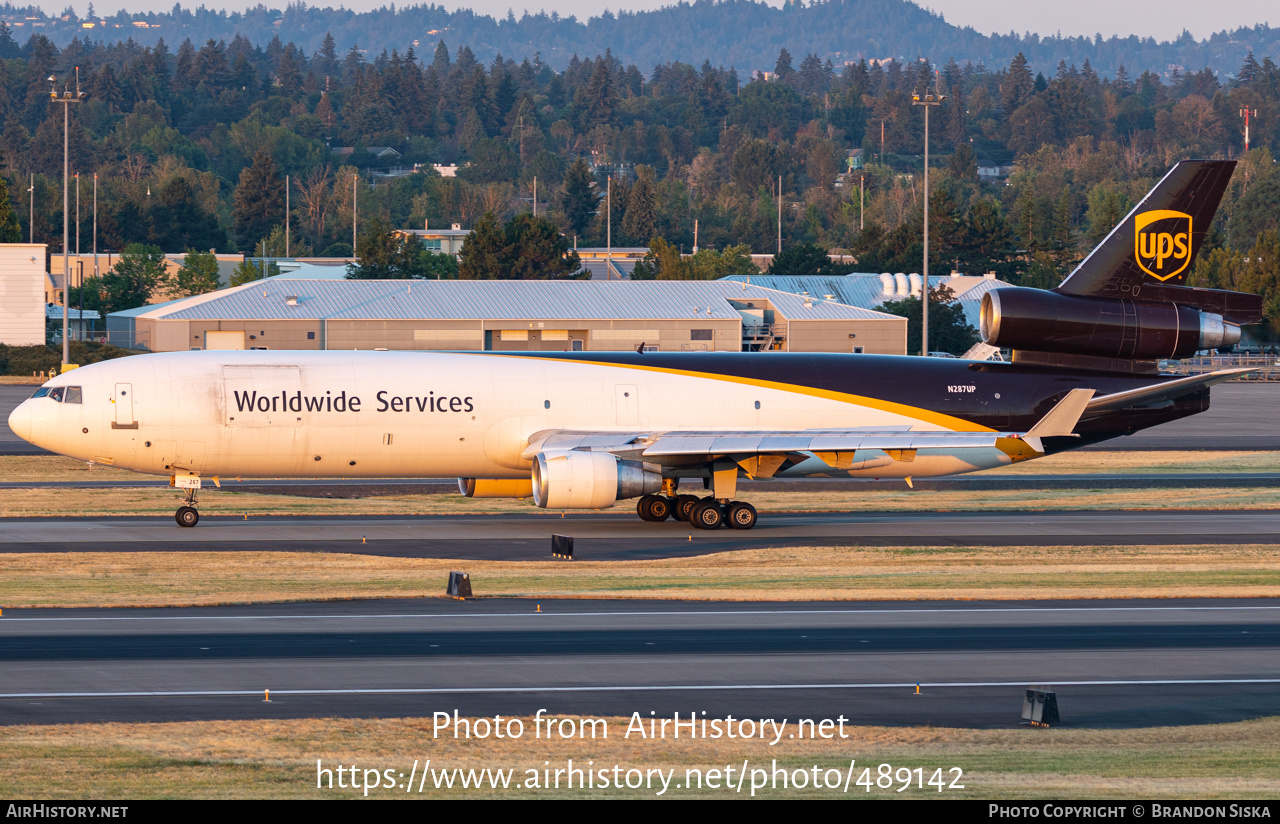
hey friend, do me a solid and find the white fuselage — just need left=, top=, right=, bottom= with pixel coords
left=8, top=350, right=1016, bottom=484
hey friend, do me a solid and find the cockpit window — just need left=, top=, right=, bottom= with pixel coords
left=64, top=386, right=82, bottom=404
left=47, top=387, right=64, bottom=402
left=31, top=387, right=50, bottom=398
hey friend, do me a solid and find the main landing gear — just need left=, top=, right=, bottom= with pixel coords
left=176, top=488, right=200, bottom=528
left=636, top=494, right=757, bottom=530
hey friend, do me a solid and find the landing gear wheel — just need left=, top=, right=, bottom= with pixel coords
left=691, top=499, right=724, bottom=530
left=637, top=494, right=672, bottom=522
left=176, top=506, right=199, bottom=528
left=727, top=502, right=757, bottom=530
left=674, top=495, right=700, bottom=522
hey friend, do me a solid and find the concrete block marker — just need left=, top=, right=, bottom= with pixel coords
left=1021, top=688, right=1060, bottom=727
left=446, top=571, right=472, bottom=599
left=552, top=534, right=573, bottom=560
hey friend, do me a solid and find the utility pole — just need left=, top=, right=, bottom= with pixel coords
left=859, top=172, right=865, bottom=232
left=285, top=174, right=290, bottom=258
left=776, top=175, right=782, bottom=255
left=92, top=173, right=98, bottom=339
left=1240, top=107, right=1258, bottom=153
left=912, top=79, right=945, bottom=357
left=532, top=176, right=537, bottom=218
left=75, top=173, right=80, bottom=340
left=352, top=174, right=357, bottom=256
left=606, top=175, right=612, bottom=280
left=27, top=174, right=33, bottom=243
left=50, top=69, right=86, bottom=367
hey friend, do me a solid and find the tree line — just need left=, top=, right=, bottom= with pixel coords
left=0, top=24, right=1277, bottom=326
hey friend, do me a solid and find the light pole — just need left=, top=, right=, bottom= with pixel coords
left=49, top=70, right=86, bottom=367
left=912, top=81, right=945, bottom=357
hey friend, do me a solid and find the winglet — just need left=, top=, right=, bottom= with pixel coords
left=1023, top=388, right=1096, bottom=452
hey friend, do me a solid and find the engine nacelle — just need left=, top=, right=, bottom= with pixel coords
left=531, top=451, right=662, bottom=510
left=980, top=287, right=1239, bottom=360
left=457, top=478, right=534, bottom=498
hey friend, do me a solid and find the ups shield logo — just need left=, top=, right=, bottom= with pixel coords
left=1135, top=209, right=1193, bottom=281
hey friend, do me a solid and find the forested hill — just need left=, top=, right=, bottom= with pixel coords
left=1, top=0, right=1278, bottom=78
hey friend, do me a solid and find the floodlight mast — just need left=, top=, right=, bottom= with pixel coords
left=912, top=79, right=945, bottom=356
left=50, top=70, right=86, bottom=368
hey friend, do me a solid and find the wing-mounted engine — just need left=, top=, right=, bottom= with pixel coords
left=531, top=450, right=662, bottom=509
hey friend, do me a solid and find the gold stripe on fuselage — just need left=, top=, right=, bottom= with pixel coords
left=464, top=353, right=994, bottom=433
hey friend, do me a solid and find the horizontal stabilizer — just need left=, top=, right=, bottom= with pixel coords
left=1021, top=388, right=1095, bottom=452
left=1085, top=368, right=1253, bottom=413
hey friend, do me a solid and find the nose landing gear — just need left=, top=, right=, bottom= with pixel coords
left=175, top=486, right=200, bottom=528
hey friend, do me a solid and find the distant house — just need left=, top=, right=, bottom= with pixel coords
left=330, top=146, right=403, bottom=162
left=395, top=225, right=471, bottom=256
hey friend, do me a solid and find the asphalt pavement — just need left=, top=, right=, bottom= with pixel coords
left=1, top=509, right=1278, bottom=558
left=2, top=597, right=1276, bottom=727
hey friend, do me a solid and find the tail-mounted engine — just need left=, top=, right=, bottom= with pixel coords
left=532, top=451, right=662, bottom=509
left=980, top=287, right=1240, bottom=361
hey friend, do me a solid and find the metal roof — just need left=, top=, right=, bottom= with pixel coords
left=721, top=273, right=1012, bottom=330
left=127, top=278, right=904, bottom=323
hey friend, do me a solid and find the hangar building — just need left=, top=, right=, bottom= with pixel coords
left=106, top=277, right=906, bottom=355
left=720, top=272, right=1013, bottom=331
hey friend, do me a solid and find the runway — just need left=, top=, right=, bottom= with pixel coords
left=2, top=510, right=1279, bottom=558
left=2, top=598, right=1277, bottom=727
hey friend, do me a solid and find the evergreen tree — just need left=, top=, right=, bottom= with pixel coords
left=766, top=242, right=842, bottom=277
left=620, top=166, right=658, bottom=244
left=774, top=48, right=794, bottom=80
left=346, top=215, right=435, bottom=278
left=458, top=211, right=509, bottom=279
left=233, top=150, right=286, bottom=252
left=556, top=157, right=600, bottom=240
left=0, top=172, right=20, bottom=242
left=505, top=213, right=582, bottom=280
left=149, top=178, right=228, bottom=252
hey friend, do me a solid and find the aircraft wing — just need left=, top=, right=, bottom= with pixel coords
left=524, top=389, right=1096, bottom=473
left=1085, top=368, right=1253, bottom=414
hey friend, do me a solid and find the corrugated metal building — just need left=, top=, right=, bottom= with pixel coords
left=720, top=272, right=1012, bottom=331
left=107, top=277, right=906, bottom=355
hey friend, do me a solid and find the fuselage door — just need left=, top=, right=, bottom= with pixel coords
left=113, top=383, right=134, bottom=426
left=616, top=384, right=639, bottom=425
left=222, top=366, right=304, bottom=427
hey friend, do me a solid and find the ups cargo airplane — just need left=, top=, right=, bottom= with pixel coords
left=6, top=160, right=1264, bottom=530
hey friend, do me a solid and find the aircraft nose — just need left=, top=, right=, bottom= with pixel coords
left=8, top=400, right=34, bottom=443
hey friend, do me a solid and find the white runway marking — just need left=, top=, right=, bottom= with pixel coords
left=4, top=678, right=1280, bottom=700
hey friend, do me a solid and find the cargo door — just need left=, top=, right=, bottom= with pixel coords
left=222, top=366, right=303, bottom=427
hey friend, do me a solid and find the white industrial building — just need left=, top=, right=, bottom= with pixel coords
left=720, top=272, right=1013, bottom=330
left=0, top=244, right=49, bottom=346
left=106, top=276, right=907, bottom=355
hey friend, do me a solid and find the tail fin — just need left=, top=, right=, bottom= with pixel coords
left=1056, top=159, right=1261, bottom=324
